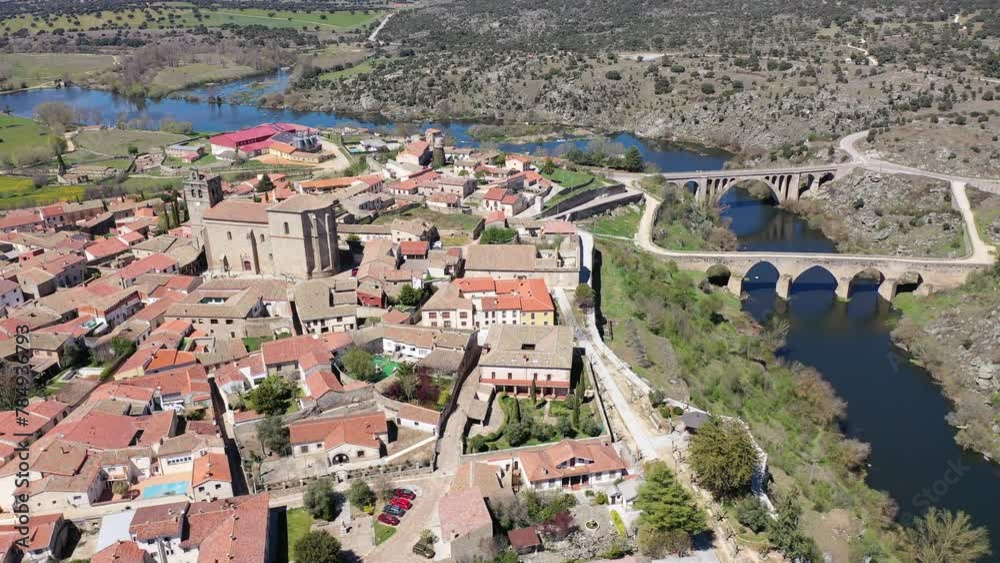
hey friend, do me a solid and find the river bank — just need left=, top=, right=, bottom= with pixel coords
left=891, top=268, right=1000, bottom=463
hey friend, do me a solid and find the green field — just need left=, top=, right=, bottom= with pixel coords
left=75, top=129, right=189, bottom=157
left=581, top=207, right=642, bottom=238
left=0, top=7, right=384, bottom=34
left=319, top=60, right=373, bottom=81
left=373, top=206, right=484, bottom=233
left=0, top=184, right=87, bottom=211
left=285, top=508, right=314, bottom=562
left=0, top=53, right=116, bottom=88
left=0, top=114, right=58, bottom=166
left=149, top=62, right=258, bottom=97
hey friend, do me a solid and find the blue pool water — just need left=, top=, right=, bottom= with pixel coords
left=142, top=481, right=190, bottom=499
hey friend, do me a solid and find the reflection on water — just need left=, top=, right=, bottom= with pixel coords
left=723, top=187, right=1000, bottom=560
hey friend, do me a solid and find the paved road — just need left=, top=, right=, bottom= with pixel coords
left=838, top=130, right=1000, bottom=194
left=636, top=191, right=995, bottom=268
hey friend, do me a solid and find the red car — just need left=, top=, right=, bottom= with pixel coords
left=378, top=513, right=400, bottom=526
left=391, top=497, right=413, bottom=510
left=393, top=489, right=416, bottom=500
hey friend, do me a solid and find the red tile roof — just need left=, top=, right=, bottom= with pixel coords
left=85, top=237, right=129, bottom=261
left=288, top=411, right=387, bottom=450
left=91, top=541, right=151, bottom=563
left=305, top=370, right=344, bottom=399
left=439, top=487, right=492, bottom=539
left=203, top=200, right=269, bottom=224
left=192, top=452, right=232, bottom=487
left=118, top=253, right=178, bottom=281
left=399, top=240, right=429, bottom=256
left=181, top=494, right=270, bottom=561
left=261, top=335, right=330, bottom=367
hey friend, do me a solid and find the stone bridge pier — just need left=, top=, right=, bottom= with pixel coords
left=678, top=255, right=980, bottom=303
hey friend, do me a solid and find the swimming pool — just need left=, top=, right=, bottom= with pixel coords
left=141, top=481, right=189, bottom=499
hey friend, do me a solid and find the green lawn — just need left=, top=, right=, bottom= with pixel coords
left=543, top=168, right=598, bottom=189
left=75, top=129, right=189, bottom=157
left=0, top=53, right=117, bottom=88
left=582, top=207, right=642, bottom=238
left=0, top=114, right=58, bottom=166
left=374, top=522, right=397, bottom=545
left=541, top=168, right=608, bottom=210
left=285, top=508, right=314, bottom=562
left=373, top=206, right=484, bottom=233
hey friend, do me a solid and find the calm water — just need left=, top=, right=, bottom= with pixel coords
left=5, top=80, right=996, bottom=558
left=0, top=82, right=731, bottom=172
left=720, top=187, right=1000, bottom=561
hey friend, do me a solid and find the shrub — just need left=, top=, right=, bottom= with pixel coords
left=734, top=496, right=770, bottom=533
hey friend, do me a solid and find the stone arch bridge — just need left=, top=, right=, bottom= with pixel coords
left=659, top=164, right=845, bottom=205
left=655, top=251, right=983, bottom=301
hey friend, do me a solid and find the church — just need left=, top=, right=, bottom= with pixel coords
left=183, top=170, right=339, bottom=280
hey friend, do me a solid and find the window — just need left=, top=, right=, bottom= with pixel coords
left=259, top=234, right=265, bottom=242
left=283, top=222, right=290, bottom=235
left=215, top=484, right=222, bottom=489
left=226, top=320, right=233, bottom=325
left=227, top=231, right=232, bottom=240
left=357, top=451, right=365, bottom=458
left=166, top=456, right=192, bottom=465
left=210, top=319, right=218, bottom=325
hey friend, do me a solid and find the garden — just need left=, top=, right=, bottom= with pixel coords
left=380, top=363, right=452, bottom=412
left=466, top=376, right=604, bottom=453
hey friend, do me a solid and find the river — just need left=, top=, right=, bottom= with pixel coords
left=722, top=187, right=1000, bottom=561
left=3, top=80, right=997, bottom=559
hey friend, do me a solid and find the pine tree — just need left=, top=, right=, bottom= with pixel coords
left=256, top=174, right=275, bottom=193
left=511, top=396, right=521, bottom=423
left=170, top=200, right=180, bottom=227
left=529, top=380, right=537, bottom=404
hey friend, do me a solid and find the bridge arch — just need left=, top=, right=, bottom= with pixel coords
left=715, top=178, right=781, bottom=206
left=846, top=267, right=885, bottom=300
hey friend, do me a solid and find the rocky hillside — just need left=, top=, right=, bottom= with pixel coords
left=893, top=269, right=1000, bottom=462
left=788, top=170, right=967, bottom=257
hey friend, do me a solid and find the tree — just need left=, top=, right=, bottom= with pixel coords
left=769, top=496, right=820, bottom=562
left=293, top=530, right=343, bottom=563
left=639, top=527, right=692, bottom=558
left=304, top=479, right=340, bottom=521
left=700, top=82, right=715, bottom=95
left=529, top=380, right=537, bottom=404
left=396, top=362, right=418, bottom=401
left=62, top=340, right=91, bottom=368
left=111, top=481, right=131, bottom=496
left=398, top=284, right=423, bottom=306
left=347, top=481, right=376, bottom=509
left=479, top=227, right=517, bottom=244
left=255, top=174, right=275, bottom=193
left=605, top=70, right=622, bottom=80
left=635, top=461, right=706, bottom=537
left=688, top=418, right=758, bottom=498
left=541, top=158, right=556, bottom=175
left=256, top=416, right=290, bottom=456
left=622, top=146, right=644, bottom=172
left=902, top=508, right=991, bottom=563
left=504, top=421, right=531, bottom=447
left=35, top=101, right=75, bottom=132
left=110, top=336, right=136, bottom=360
left=343, top=347, right=377, bottom=382
left=575, top=284, right=595, bottom=309
left=246, top=376, right=293, bottom=416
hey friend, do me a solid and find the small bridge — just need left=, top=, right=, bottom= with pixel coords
left=659, top=164, right=845, bottom=205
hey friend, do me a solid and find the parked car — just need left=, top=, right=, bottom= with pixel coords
left=378, top=513, right=400, bottom=526
left=391, top=497, right=412, bottom=510
left=393, top=488, right=416, bottom=500
left=412, top=541, right=435, bottom=559
left=383, top=504, right=405, bottom=517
